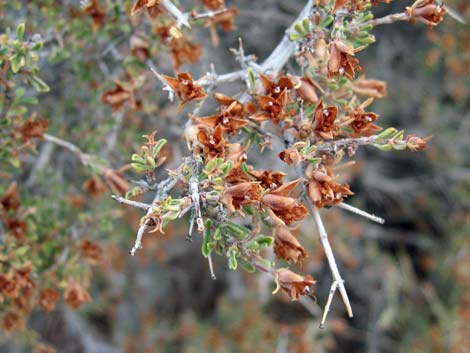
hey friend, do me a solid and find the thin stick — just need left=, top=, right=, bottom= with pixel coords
left=311, top=205, right=353, bottom=320
left=337, top=202, right=385, bottom=224
left=207, top=254, right=216, bottom=280
left=161, top=0, right=190, bottom=28
left=111, top=195, right=151, bottom=210
left=320, top=281, right=338, bottom=329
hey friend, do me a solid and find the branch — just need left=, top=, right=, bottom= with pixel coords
left=0, top=84, right=13, bottom=120
left=111, top=195, right=151, bottom=210
left=43, top=133, right=92, bottom=166
left=337, top=202, right=385, bottom=224
left=161, top=0, right=190, bottom=28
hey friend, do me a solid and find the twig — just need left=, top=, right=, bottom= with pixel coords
left=0, top=85, right=13, bottom=120
left=43, top=133, right=92, bottom=166
left=111, top=195, right=151, bottom=210
left=311, top=205, right=354, bottom=324
left=161, top=0, right=190, bottom=28
left=337, top=202, right=385, bottom=224
left=128, top=176, right=179, bottom=256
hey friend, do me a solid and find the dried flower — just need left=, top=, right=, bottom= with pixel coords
left=131, top=0, right=161, bottom=16
left=102, top=168, right=129, bottom=195
left=38, top=288, right=60, bottom=312
left=101, top=82, right=134, bottom=112
left=0, top=182, right=20, bottom=212
left=20, top=118, right=48, bottom=142
left=248, top=169, right=286, bottom=189
left=312, top=100, right=338, bottom=140
left=406, top=134, right=432, bottom=151
left=33, top=344, right=56, bottom=353
left=162, top=73, right=207, bottom=103
left=205, top=8, right=239, bottom=32
left=196, top=125, right=226, bottom=158
left=222, top=182, right=261, bottom=212
left=64, top=282, right=91, bottom=309
left=192, top=93, right=248, bottom=134
left=290, top=75, right=319, bottom=103
left=130, top=32, right=151, bottom=61
left=328, top=40, right=361, bottom=80
left=84, top=0, right=106, bottom=31
left=352, top=77, right=387, bottom=99
left=80, top=240, right=103, bottom=263
left=273, top=226, right=308, bottom=263
left=83, top=175, right=107, bottom=198
left=0, top=274, right=19, bottom=298
left=1, top=311, right=25, bottom=332
left=307, top=169, right=353, bottom=208
left=349, top=104, right=381, bottom=137
left=262, top=180, right=308, bottom=225
left=406, top=0, right=447, bottom=27
left=250, top=93, right=289, bottom=124
left=278, top=147, right=301, bottom=166
left=201, top=0, right=225, bottom=10
left=273, top=268, right=315, bottom=300
left=259, top=74, right=294, bottom=100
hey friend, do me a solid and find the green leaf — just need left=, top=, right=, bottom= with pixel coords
left=152, top=138, right=167, bottom=158
left=202, top=225, right=214, bottom=257
left=320, top=15, right=334, bottom=28
left=239, top=260, right=256, bottom=273
left=29, top=75, right=50, bottom=92
left=131, top=153, right=146, bottom=164
left=256, top=236, right=274, bottom=247
left=10, top=53, right=25, bottom=73
left=16, top=23, right=25, bottom=41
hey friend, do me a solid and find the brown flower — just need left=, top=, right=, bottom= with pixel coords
left=20, top=118, right=48, bottom=142
left=352, top=77, right=387, bottom=99
left=278, top=147, right=301, bottom=166
left=349, top=106, right=381, bottom=137
left=205, top=8, right=239, bottom=32
left=33, top=344, right=56, bottom=353
left=0, top=274, right=19, bottom=298
left=406, top=134, right=432, bottom=151
left=162, top=73, right=207, bottom=103
left=290, top=75, right=319, bottom=103
left=248, top=169, right=286, bottom=189
left=155, top=25, right=202, bottom=71
left=1, top=182, right=20, bottom=212
left=259, top=73, right=294, bottom=100
left=84, top=0, right=106, bottom=31
left=64, top=282, right=91, bottom=309
left=131, top=0, right=161, bottom=16
left=192, top=93, right=248, bottom=134
left=83, top=175, right=107, bottom=198
left=5, top=218, right=28, bottom=242
left=307, top=169, right=353, bottom=208
left=328, top=40, right=361, bottom=80
left=130, top=32, right=151, bottom=61
left=273, top=226, right=308, bottom=263
left=38, top=288, right=60, bottom=312
left=102, top=168, right=128, bottom=195
left=1, top=311, right=25, bottom=332
left=196, top=125, right=226, bottom=158
left=312, top=100, right=338, bottom=140
left=250, top=93, right=289, bottom=124
left=222, top=182, right=261, bottom=213
left=101, top=82, right=134, bottom=112
left=201, top=0, right=225, bottom=10
left=406, top=0, right=446, bottom=27
left=80, top=240, right=103, bottom=263
left=273, top=268, right=316, bottom=300
left=262, top=180, right=308, bottom=225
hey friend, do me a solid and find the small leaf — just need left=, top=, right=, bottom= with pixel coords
left=239, top=260, right=256, bottom=273
left=29, top=75, right=50, bottom=92
left=256, top=236, right=274, bottom=247
left=16, top=23, right=25, bottom=41
left=152, top=138, right=167, bottom=158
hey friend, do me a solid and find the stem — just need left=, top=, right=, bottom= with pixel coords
left=43, top=133, right=91, bottom=166
left=111, top=195, right=151, bottom=210
left=337, top=202, right=385, bottom=224
left=161, top=0, right=190, bottom=28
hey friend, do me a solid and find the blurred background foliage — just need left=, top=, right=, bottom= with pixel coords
left=0, top=0, right=468, bottom=352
